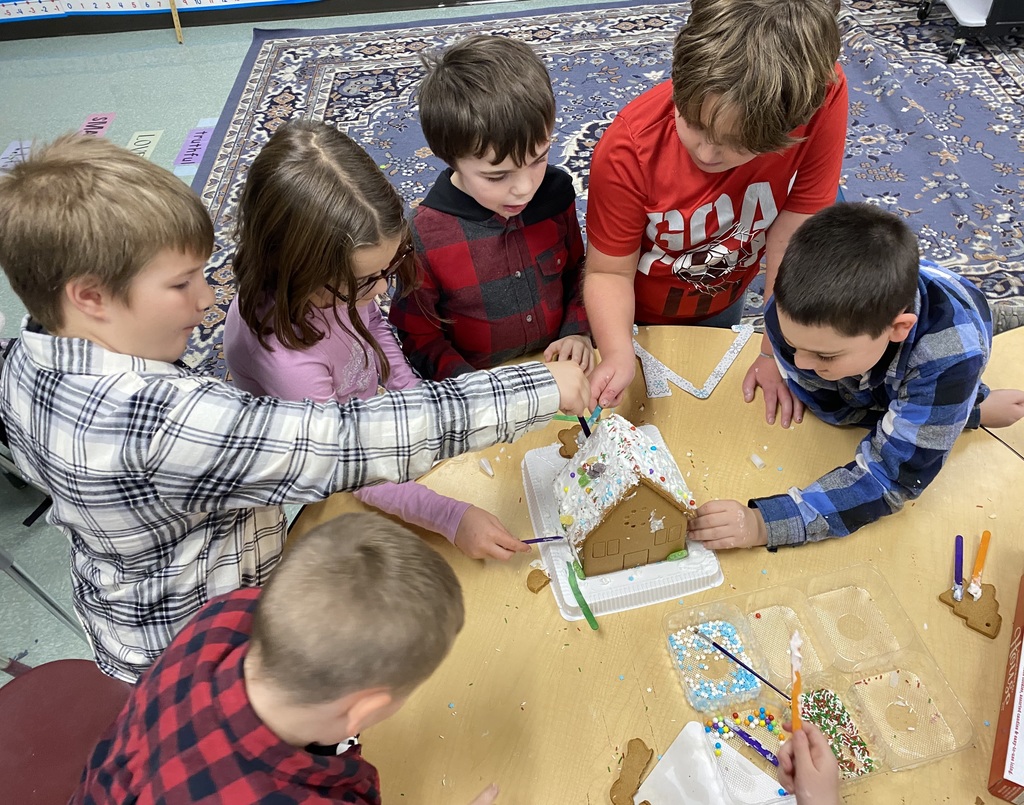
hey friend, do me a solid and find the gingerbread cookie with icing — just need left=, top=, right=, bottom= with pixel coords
left=938, top=583, right=1001, bottom=638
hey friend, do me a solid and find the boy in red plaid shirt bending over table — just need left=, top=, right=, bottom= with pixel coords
left=389, top=34, right=592, bottom=381
left=71, top=513, right=500, bottom=805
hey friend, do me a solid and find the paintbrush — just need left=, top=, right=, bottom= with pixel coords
left=689, top=628, right=791, bottom=703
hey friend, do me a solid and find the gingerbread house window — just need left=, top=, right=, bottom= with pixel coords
left=553, top=414, right=698, bottom=577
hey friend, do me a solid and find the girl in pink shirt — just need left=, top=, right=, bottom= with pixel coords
left=224, top=119, right=528, bottom=561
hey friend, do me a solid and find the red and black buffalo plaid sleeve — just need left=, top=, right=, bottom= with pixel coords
left=70, top=589, right=382, bottom=805
left=390, top=166, right=588, bottom=380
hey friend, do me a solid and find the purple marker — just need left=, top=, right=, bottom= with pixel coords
left=953, top=534, right=964, bottom=602
left=522, top=536, right=564, bottom=545
left=731, top=722, right=780, bottom=767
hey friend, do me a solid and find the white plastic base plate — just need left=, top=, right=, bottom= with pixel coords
left=521, top=425, right=724, bottom=622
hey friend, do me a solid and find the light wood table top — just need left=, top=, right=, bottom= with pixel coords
left=981, top=326, right=1024, bottom=458
left=292, top=326, right=1024, bottom=804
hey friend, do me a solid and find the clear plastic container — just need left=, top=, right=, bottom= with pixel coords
left=743, top=585, right=835, bottom=685
left=848, top=650, right=973, bottom=770
left=663, top=565, right=973, bottom=803
left=665, top=602, right=770, bottom=713
left=805, top=564, right=916, bottom=672
left=795, top=669, right=886, bottom=781
left=703, top=697, right=791, bottom=803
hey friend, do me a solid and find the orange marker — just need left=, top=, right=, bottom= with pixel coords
left=970, top=530, right=991, bottom=588
left=791, top=671, right=803, bottom=731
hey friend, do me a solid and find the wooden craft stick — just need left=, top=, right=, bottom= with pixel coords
left=790, top=631, right=803, bottom=731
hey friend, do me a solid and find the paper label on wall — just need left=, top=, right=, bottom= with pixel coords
left=126, top=130, right=163, bottom=160
left=0, top=0, right=304, bottom=22
left=0, top=140, right=31, bottom=172
left=172, top=119, right=218, bottom=179
left=79, top=113, right=115, bottom=137
left=1, top=1, right=66, bottom=21
left=173, top=126, right=214, bottom=167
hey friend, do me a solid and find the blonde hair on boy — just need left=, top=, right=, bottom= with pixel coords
left=672, top=0, right=842, bottom=155
left=0, top=133, right=214, bottom=333
left=418, top=34, right=556, bottom=167
left=249, top=513, right=465, bottom=704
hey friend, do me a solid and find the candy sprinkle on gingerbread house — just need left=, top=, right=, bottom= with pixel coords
left=554, top=414, right=697, bottom=576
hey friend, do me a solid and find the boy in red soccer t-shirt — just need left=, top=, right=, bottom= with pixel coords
left=585, top=0, right=848, bottom=429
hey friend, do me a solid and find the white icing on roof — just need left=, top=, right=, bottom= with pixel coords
left=553, top=414, right=696, bottom=547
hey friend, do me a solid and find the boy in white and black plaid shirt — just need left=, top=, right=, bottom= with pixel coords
left=0, top=134, right=590, bottom=683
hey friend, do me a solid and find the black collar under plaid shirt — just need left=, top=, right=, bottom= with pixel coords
left=390, top=166, right=588, bottom=380
left=70, top=589, right=382, bottom=805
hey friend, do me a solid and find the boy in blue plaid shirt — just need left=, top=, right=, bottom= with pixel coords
left=689, top=203, right=1024, bottom=550
left=0, top=134, right=589, bottom=683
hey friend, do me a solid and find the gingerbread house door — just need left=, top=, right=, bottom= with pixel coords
left=622, top=549, right=649, bottom=569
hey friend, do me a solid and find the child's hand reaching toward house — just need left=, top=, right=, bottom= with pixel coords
left=777, top=722, right=840, bottom=805
left=546, top=359, right=593, bottom=415
left=544, top=334, right=596, bottom=374
left=687, top=500, right=768, bottom=549
left=588, top=350, right=636, bottom=409
left=454, top=507, right=531, bottom=560
left=980, top=388, right=1024, bottom=428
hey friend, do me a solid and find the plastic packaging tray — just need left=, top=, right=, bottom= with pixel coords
left=664, top=565, right=972, bottom=803
left=521, top=425, right=723, bottom=622
left=635, top=720, right=733, bottom=804
left=665, top=602, right=770, bottom=713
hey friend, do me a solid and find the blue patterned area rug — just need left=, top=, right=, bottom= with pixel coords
left=189, top=0, right=1024, bottom=374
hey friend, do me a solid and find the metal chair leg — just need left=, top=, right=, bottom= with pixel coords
left=0, top=549, right=87, bottom=641
left=1, top=656, right=32, bottom=677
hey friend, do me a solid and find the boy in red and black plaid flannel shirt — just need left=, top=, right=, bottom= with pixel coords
left=389, top=34, right=592, bottom=381
left=71, top=513, right=501, bottom=805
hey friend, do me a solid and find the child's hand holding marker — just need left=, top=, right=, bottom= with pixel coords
left=454, top=507, right=531, bottom=560
left=546, top=360, right=593, bottom=415
left=777, top=722, right=840, bottom=805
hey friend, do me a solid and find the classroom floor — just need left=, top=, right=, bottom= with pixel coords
left=0, top=0, right=603, bottom=682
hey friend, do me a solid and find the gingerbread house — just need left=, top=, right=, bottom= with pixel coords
left=553, top=414, right=697, bottom=577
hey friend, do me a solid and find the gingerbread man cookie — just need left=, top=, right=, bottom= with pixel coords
left=557, top=425, right=583, bottom=459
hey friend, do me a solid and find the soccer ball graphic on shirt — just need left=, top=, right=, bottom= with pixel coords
left=666, top=220, right=760, bottom=292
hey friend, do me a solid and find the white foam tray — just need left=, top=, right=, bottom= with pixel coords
left=521, top=425, right=724, bottom=622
